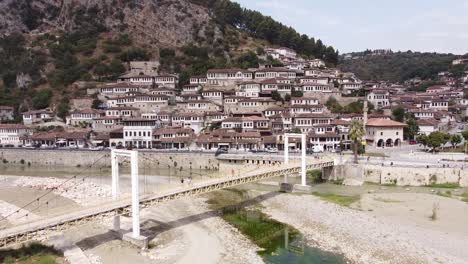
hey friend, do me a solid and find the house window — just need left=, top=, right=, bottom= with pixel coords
left=380, top=132, right=383, bottom=136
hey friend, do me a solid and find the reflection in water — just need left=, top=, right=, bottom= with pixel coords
left=224, top=208, right=347, bottom=264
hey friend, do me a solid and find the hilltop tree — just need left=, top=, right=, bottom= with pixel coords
left=348, top=120, right=364, bottom=164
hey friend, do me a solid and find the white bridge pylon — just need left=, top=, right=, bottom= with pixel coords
left=284, top=133, right=307, bottom=186
left=111, top=149, right=140, bottom=238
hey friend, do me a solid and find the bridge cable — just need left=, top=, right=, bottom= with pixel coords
left=0, top=153, right=109, bottom=222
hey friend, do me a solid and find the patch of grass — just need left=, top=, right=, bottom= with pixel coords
left=0, top=242, right=63, bottom=264
left=330, top=179, right=343, bottom=185
left=427, top=183, right=460, bottom=189
left=436, top=190, right=452, bottom=198
left=312, top=192, right=360, bottom=207
left=373, top=197, right=402, bottom=203
left=460, top=192, right=468, bottom=203
left=439, top=147, right=464, bottom=153
left=363, top=152, right=388, bottom=158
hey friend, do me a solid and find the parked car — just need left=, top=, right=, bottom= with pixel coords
left=266, top=148, right=278, bottom=153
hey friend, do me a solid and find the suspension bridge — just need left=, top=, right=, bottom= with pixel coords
left=0, top=151, right=334, bottom=248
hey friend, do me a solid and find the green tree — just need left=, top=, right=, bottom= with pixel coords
left=235, top=51, right=259, bottom=69
left=450, top=134, right=462, bottom=148
left=416, top=134, right=428, bottom=151
left=404, top=118, right=419, bottom=140
left=57, top=99, right=70, bottom=120
left=325, top=97, right=342, bottom=113
left=461, top=131, right=468, bottom=141
left=32, top=89, right=52, bottom=109
left=392, top=107, right=405, bottom=122
left=440, top=133, right=451, bottom=150
left=271, top=90, right=282, bottom=101
left=348, top=120, right=364, bottom=164
left=293, top=128, right=301, bottom=134
left=92, top=98, right=103, bottom=109
left=427, top=131, right=445, bottom=153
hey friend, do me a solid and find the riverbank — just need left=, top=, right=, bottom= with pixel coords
left=261, top=190, right=468, bottom=264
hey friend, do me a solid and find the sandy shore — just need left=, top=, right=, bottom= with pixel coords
left=261, top=191, right=468, bottom=264
left=1, top=175, right=112, bottom=207
left=57, top=197, right=263, bottom=264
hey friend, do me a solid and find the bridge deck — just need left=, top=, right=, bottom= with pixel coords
left=0, top=160, right=333, bottom=247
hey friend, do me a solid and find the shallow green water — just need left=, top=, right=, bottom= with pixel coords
left=217, top=205, right=347, bottom=264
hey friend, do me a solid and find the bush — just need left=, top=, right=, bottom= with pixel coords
left=307, top=170, right=323, bottom=183
left=32, top=89, right=52, bottom=109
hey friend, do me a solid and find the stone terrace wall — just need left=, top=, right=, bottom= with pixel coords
left=0, top=149, right=222, bottom=171
left=327, top=164, right=468, bottom=187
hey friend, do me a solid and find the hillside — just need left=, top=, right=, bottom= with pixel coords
left=0, top=0, right=338, bottom=119
left=338, top=51, right=462, bottom=83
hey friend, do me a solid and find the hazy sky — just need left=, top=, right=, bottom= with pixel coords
left=234, top=0, right=468, bottom=54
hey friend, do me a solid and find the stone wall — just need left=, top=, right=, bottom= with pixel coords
left=325, top=164, right=468, bottom=187
left=0, top=149, right=221, bottom=171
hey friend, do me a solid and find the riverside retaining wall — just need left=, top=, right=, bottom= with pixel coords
left=326, top=164, right=468, bottom=187
left=0, top=149, right=222, bottom=171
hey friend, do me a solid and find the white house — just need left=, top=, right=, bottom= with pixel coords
left=0, top=124, right=30, bottom=147
left=366, top=118, right=406, bottom=147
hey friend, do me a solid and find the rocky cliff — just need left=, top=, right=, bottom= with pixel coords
left=0, top=0, right=218, bottom=49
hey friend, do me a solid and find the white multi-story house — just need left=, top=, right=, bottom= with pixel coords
left=181, top=85, right=200, bottom=95
left=67, top=109, right=105, bottom=127
left=22, top=109, right=54, bottom=125
left=189, top=75, right=208, bottom=85
left=171, top=112, right=205, bottom=134
left=122, top=118, right=157, bottom=148
left=105, top=107, right=140, bottom=119
left=254, top=68, right=296, bottom=80
left=308, top=124, right=341, bottom=151
left=206, top=69, right=253, bottom=86
left=417, top=119, right=439, bottom=136
left=154, top=74, right=178, bottom=88
left=236, top=81, right=261, bottom=98
left=221, top=116, right=270, bottom=132
left=202, top=89, right=224, bottom=104
left=341, top=82, right=363, bottom=94
left=410, top=109, right=436, bottom=119
left=293, top=114, right=333, bottom=133
left=299, top=76, right=329, bottom=85
left=429, top=99, right=449, bottom=111
left=299, top=83, right=333, bottom=93
left=309, top=59, right=326, bottom=68
left=0, top=124, right=30, bottom=146
left=153, top=127, right=194, bottom=149
left=98, top=83, right=142, bottom=96
left=290, top=97, right=319, bottom=106
left=367, top=90, right=390, bottom=109
left=184, top=100, right=220, bottom=113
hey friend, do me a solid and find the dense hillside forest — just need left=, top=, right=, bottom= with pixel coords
left=0, top=0, right=338, bottom=119
left=338, top=51, right=465, bottom=82
left=190, top=0, right=339, bottom=65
